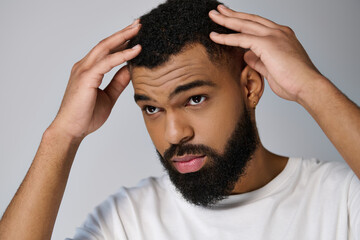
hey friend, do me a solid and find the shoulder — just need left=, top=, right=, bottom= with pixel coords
left=87, top=175, right=169, bottom=215
left=298, top=157, right=353, bottom=178
left=106, top=175, right=171, bottom=207
left=293, top=157, right=356, bottom=192
left=73, top=175, right=172, bottom=239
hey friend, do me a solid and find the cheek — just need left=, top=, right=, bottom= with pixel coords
left=144, top=117, right=166, bottom=152
left=194, top=95, right=243, bottom=153
left=141, top=92, right=244, bottom=155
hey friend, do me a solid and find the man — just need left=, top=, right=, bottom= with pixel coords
left=0, top=0, right=359, bottom=239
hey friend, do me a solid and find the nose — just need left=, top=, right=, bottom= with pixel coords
left=164, top=112, right=194, bottom=145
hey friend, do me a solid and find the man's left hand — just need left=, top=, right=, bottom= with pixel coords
left=210, top=5, right=360, bottom=179
left=209, top=4, right=322, bottom=103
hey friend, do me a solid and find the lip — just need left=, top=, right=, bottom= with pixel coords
left=172, top=155, right=206, bottom=174
left=172, top=154, right=205, bottom=162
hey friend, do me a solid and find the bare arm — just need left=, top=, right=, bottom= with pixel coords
left=209, top=5, right=360, bottom=178
left=0, top=128, right=80, bottom=239
left=299, top=76, right=360, bottom=177
left=0, top=20, right=142, bottom=239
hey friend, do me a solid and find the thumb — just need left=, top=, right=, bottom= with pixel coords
left=244, top=50, right=268, bottom=78
left=104, top=65, right=131, bottom=106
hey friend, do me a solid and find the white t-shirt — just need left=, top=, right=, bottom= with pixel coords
left=68, top=158, right=360, bottom=240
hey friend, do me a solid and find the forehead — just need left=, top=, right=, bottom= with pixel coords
left=131, top=44, right=226, bottom=94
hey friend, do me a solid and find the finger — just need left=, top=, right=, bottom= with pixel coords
left=109, top=41, right=129, bottom=55
left=209, top=10, right=272, bottom=36
left=97, top=19, right=139, bottom=52
left=104, top=65, right=131, bottom=105
left=244, top=50, right=267, bottom=77
left=217, top=5, right=279, bottom=29
left=210, top=32, right=258, bottom=49
left=90, top=44, right=142, bottom=77
left=86, top=21, right=141, bottom=63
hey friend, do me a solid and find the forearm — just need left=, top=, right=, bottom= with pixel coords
left=298, top=75, right=360, bottom=178
left=0, top=126, right=82, bottom=240
left=0, top=19, right=139, bottom=240
left=208, top=5, right=360, bottom=176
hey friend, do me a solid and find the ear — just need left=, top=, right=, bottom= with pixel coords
left=240, top=65, right=264, bottom=109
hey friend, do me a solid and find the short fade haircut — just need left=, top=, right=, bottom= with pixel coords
left=128, top=0, right=243, bottom=69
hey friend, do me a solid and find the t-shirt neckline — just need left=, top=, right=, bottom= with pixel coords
left=164, top=157, right=301, bottom=208
left=213, top=157, right=301, bottom=207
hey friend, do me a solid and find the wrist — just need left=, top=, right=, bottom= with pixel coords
left=44, top=123, right=84, bottom=147
left=296, top=73, right=332, bottom=109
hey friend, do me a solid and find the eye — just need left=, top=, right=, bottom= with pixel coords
left=144, top=106, right=160, bottom=115
left=188, top=95, right=206, bottom=106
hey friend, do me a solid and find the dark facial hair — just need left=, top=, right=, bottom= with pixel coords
left=156, top=108, right=259, bottom=207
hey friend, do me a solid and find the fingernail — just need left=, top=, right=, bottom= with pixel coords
left=131, top=19, right=140, bottom=25
left=131, top=23, right=141, bottom=29
left=132, top=44, right=141, bottom=50
left=219, top=4, right=227, bottom=9
left=210, top=10, right=220, bottom=15
left=210, top=32, right=219, bottom=36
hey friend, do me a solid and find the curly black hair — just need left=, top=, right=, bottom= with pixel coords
left=128, top=0, right=241, bottom=69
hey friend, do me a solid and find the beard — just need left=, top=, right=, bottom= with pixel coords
left=156, top=108, right=259, bottom=207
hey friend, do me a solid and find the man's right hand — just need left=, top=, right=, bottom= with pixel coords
left=0, top=20, right=142, bottom=240
left=50, top=20, right=142, bottom=140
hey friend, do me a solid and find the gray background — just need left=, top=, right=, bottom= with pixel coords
left=0, top=0, right=359, bottom=239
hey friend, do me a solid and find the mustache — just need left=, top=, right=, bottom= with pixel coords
left=163, top=143, right=219, bottom=161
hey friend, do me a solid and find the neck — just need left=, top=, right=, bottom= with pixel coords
left=230, top=143, right=288, bottom=195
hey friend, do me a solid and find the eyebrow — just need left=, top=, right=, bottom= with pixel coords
left=134, top=79, right=216, bottom=103
left=169, top=80, right=216, bottom=99
left=134, top=94, right=153, bottom=103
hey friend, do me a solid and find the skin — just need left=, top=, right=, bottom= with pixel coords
left=0, top=20, right=143, bottom=239
left=0, top=4, right=359, bottom=240
left=132, top=43, right=288, bottom=194
left=209, top=5, right=360, bottom=177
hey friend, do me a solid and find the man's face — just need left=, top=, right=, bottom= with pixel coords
left=132, top=44, right=258, bottom=207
